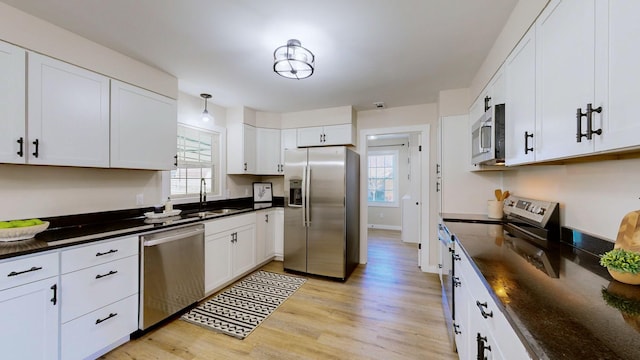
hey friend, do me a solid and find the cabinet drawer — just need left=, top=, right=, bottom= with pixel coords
left=61, top=235, right=138, bottom=274
left=61, top=255, right=138, bottom=322
left=204, top=212, right=255, bottom=235
left=61, top=294, right=138, bottom=360
left=0, top=252, right=58, bottom=291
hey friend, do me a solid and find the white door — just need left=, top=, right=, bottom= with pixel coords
left=28, top=52, right=110, bottom=167
left=505, top=27, right=537, bottom=165
left=204, top=231, right=233, bottom=293
left=0, top=41, right=26, bottom=164
left=402, top=133, right=421, bottom=244
left=535, top=0, right=596, bottom=161
left=232, top=225, right=256, bottom=276
left=256, top=128, right=281, bottom=175
left=110, top=80, right=177, bottom=170
left=0, top=278, right=59, bottom=360
left=297, top=126, right=324, bottom=147
left=594, top=1, right=640, bottom=152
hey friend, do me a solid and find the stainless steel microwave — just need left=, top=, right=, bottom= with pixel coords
left=471, top=103, right=505, bottom=165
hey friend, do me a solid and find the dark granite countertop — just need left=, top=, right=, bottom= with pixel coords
left=0, top=198, right=283, bottom=260
left=445, top=221, right=640, bottom=360
left=441, top=212, right=506, bottom=224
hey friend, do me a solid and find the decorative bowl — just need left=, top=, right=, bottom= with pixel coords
left=0, top=222, right=50, bottom=242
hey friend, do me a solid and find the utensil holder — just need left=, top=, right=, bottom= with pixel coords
left=488, top=200, right=503, bottom=219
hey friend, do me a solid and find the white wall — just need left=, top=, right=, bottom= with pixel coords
left=0, top=2, right=177, bottom=99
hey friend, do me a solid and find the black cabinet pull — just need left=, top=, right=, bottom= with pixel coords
left=576, top=108, right=588, bottom=142
left=32, top=139, right=39, bottom=158
left=95, top=270, right=118, bottom=279
left=476, top=333, right=491, bottom=360
left=174, top=154, right=178, bottom=167
left=436, top=182, right=440, bottom=192
left=50, top=284, right=57, bottom=305
left=524, top=131, right=534, bottom=154
left=453, top=254, right=461, bottom=261
left=586, top=103, right=603, bottom=140
left=96, top=312, right=118, bottom=325
left=7, top=266, right=43, bottom=277
left=243, top=162, right=247, bottom=171
left=17, top=137, right=24, bottom=157
left=436, top=164, right=440, bottom=174
left=476, top=301, right=493, bottom=318
left=484, top=96, right=491, bottom=112
left=96, top=249, right=118, bottom=257
left=453, top=323, right=461, bottom=335
left=265, top=214, right=269, bottom=223
left=453, top=277, right=461, bottom=287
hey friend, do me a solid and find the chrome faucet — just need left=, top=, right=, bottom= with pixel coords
left=199, top=178, right=207, bottom=212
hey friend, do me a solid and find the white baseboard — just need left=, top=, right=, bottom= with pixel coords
left=367, top=224, right=402, bottom=231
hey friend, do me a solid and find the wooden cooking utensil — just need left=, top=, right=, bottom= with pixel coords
left=495, top=189, right=502, bottom=201
left=501, top=190, right=510, bottom=201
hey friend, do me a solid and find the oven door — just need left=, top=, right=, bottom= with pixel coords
left=471, top=109, right=494, bottom=165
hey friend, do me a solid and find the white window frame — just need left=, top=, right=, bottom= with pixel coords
left=367, top=149, right=399, bottom=208
left=162, top=123, right=226, bottom=204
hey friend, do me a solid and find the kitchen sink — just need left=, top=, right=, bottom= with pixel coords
left=186, top=208, right=243, bottom=218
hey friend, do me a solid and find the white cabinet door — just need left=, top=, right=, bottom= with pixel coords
left=280, top=128, right=297, bottom=173
left=227, top=124, right=256, bottom=174
left=535, top=0, right=596, bottom=161
left=505, top=27, right=537, bottom=166
left=273, top=208, right=284, bottom=259
left=256, top=210, right=276, bottom=262
left=489, top=66, right=506, bottom=106
left=204, top=230, right=233, bottom=293
left=28, top=52, right=110, bottom=167
left=297, top=126, right=324, bottom=147
left=323, top=124, right=353, bottom=146
left=232, top=224, right=256, bottom=276
left=594, top=1, right=640, bottom=152
left=256, top=128, right=281, bottom=175
left=0, top=41, right=26, bottom=164
left=110, top=80, right=177, bottom=170
left=0, top=278, right=59, bottom=360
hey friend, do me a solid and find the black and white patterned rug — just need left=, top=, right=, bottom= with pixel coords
left=181, top=270, right=306, bottom=339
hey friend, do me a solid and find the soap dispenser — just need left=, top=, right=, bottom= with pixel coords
left=165, top=197, right=173, bottom=212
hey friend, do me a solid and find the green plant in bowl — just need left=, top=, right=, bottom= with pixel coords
left=601, top=248, right=640, bottom=274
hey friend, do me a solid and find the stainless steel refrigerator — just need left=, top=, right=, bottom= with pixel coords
left=284, top=146, right=360, bottom=280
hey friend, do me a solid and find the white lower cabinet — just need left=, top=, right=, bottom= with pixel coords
left=256, top=209, right=276, bottom=264
left=60, top=235, right=139, bottom=360
left=274, top=208, right=284, bottom=260
left=454, top=240, right=530, bottom=360
left=204, top=213, right=256, bottom=294
left=0, top=252, right=59, bottom=360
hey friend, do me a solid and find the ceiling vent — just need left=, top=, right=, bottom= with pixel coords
left=373, top=102, right=385, bottom=109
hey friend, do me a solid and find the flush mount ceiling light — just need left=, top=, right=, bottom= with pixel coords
left=200, top=93, right=213, bottom=122
left=273, top=39, right=315, bottom=80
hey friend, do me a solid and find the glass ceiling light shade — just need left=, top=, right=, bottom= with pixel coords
left=273, top=39, right=315, bottom=80
left=200, top=93, right=213, bottom=122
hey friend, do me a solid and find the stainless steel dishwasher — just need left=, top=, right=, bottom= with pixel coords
left=139, top=223, right=204, bottom=330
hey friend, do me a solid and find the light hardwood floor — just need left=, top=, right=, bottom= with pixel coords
left=101, top=229, right=458, bottom=360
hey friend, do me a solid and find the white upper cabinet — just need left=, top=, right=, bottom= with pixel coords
left=28, top=52, right=110, bottom=167
left=535, top=0, right=596, bottom=161
left=280, top=128, right=297, bottom=173
left=110, top=80, right=177, bottom=170
left=593, top=0, right=640, bottom=152
left=0, top=41, right=26, bottom=164
left=256, top=127, right=281, bottom=175
left=505, top=27, right=536, bottom=166
left=227, top=123, right=256, bottom=174
left=297, top=124, right=354, bottom=147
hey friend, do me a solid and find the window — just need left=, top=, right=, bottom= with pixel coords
left=171, top=124, right=221, bottom=198
left=367, top=150, right=398, bottom=206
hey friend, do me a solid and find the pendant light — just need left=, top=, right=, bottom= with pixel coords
left=200, top=93, right=213, bottom=122
left=273, top=39, right=315, bottom=80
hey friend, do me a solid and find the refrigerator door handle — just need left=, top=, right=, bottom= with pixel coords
left=305, top=165, right=311, bottom=227
left=302, top=165, right=307, bottom=227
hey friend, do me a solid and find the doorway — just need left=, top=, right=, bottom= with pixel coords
left=358, top=125, right=430, bottom=271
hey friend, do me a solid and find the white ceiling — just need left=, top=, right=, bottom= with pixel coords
left=1, top=0, right=518, bottom=113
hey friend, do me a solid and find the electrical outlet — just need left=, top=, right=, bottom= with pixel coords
left=136, top=193, right=144, bottom=205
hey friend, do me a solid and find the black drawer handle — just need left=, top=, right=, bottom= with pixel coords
left=453, top=277, right=461, bottom=287
left=7, top=266, right=43, bottom=277
left=32, top=139, right=39, bottom=158
left=95, top=270, right=118, bottom=279
left=476, top=301, right=493, bottom=319
left=17, top=137, right=24, bottom=157
left=96, top=249, right=118, bottom=257
left=453, top=254, right=461, bottom=261
left=96, top=312, right=118, bottom=325
left=50, top=284, right=57, bottom=305
left=453, top=323, right=461, bottom=335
